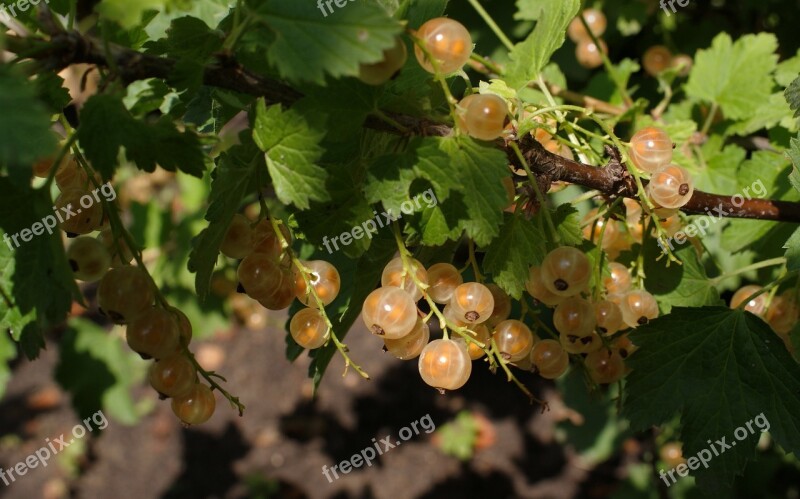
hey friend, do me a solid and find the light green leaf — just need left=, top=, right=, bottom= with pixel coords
left=253, top=100, right=330, bottom=210
left=514, top=0, right=563, bottom=20
left=483, top=213, right=546, bottom=299
left=624, top=307, right=800, bottom=493
left=505, top=0, right=580, bottom=89
left=686, top=33, right=778, bottom=120
left=786, top=76, right=800, bottom=122
left=254, top=0, right=402, bottom=85
left=551, top=204, right=584, bottom=247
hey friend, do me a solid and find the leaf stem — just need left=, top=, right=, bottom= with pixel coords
left=466, top=0, right=514, bottom=52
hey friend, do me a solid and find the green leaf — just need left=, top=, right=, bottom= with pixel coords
left=0, top=181, right=81, bottom=359
left=784, top=227, right=800, bottom=272
left=551, top=204, right=583, bottom=246
left=789, top=136, right=800, bottom=194
left=0, top=66, right=57, bottom=172
left=307, top=235, right=397, bottom=391
left=0, top=329, right=15, bottom=399
left=79, top=94, right=205, bottom=179
left=55, top=318, right=148, bottom=425
left=146, top=16, right=223, bottom=60
left=643, top=237, right=721, bottom=312
left=252, top=100, right=330, bottom=210
left=624, top=307, right=800, bottom=493
left=96, top=0, right=187, bottom=29
left=686, top=33, right=779, bottom=120
left=188, top=142, right=260, bottom=300
left=786, top=76, right=800, bottom=122
left=505, top=0, right=580, bottom=89
left=437, top=137, right=510, bottom=246
left=483, top=213, right=546, bottom=299
left=254, top=0, right=402, bottom=85
left=514, top=0, right=563, bottom=21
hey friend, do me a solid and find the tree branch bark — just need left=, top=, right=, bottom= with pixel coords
left=10, top=30, right=800, bottom=223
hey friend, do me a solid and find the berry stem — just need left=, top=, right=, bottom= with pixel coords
left=407, top=30, right=457, bottom=113
left=489, top=338, right=548, bottom=410
left=577, top=14, right=633, bottom=108
left=266, top=217, right=370, bottom=380
left=467, top=239, right=483, bottom=283
left=185, top=348, right=246, bottom=416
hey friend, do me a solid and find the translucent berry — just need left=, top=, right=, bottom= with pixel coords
left=604, top=262, right=632, bottom=295
left=449, top=282, right=495, bottom=324
left=97, top=266, right=154, bottom=323
left=458, top=94, right=508, bottom=141
left=620, top=289, right=660, bottom=327
left=464, top=324, right=490, bottom=360
left=612, top=334, right=638, bottom=358
left=585, top=348, right=626, bottom=384
left=525, top=266, right=565, bottom=307
left=671, top=54, right=693, bottom=77
left=492, top=319, right=535, bottom=362
left=642, top=45, right=673, bottom=76
left=290, top=307, right=330, bottom=349
left=629, top=127, right=673, bottom=173
left=567, top=8, right=607, bottom=42
left=414, top=17, right=473, bottom=74
left=530, top=339, right=569, bottom=379
left=171, top=308, right=193, bottom=347
left=382, top=257, right=427, bottom=302
left=220, top=214, right=253, bottom=259
left=171, top=383, right=216, bottom=425
left=660, top=442, right=686, bottom=469
left=418, top=338, right=472, bottom=391
left=255, top=268, right=296, bottom=311
left=647, top=164, right=694, bottom=209
left=766, top=292, right=800, bottom=335
left=251, top=219, right=291, bottom=260
left=127, top=307, right=180, bottom=360
left=541, top=247, right=591, bottom=297
left=67, top=237, right=111, bottom=282
left=359, top=37, right=408, bottom=85
left=553, top=297, right=596, bottom=336
left=237, top=253, right=282, bottom=298
left=729, top=285, right=767, bottom=317
left=582, top=208, right=622, bottom=249
left=362, top=287, right=418, bottom=339
left=594, top=299, right=624, bottom=335
left=426, top=263, right=464, bottom=304
left=385, top=318, right=430, bottom=360
left=55, top=189, right=104, bottom=236
left=576, top=39, right=607, bottom=69
left=54, top=157, right=98, bottom=191
left=295, top=260, right=341, bottom=307
left=149, top=354, right=196, bottom=398
left=443, top=304, right=466, bottom=328
left=560, top=330, right=602, bottom=354
left=485, top=284, right=511, bottom=327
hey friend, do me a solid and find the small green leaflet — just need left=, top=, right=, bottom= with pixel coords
left=252, top=100, right=330, bottom=210
left=505, top=0, right=580, bottom=89
left=483, top=213, right=546, bottom=299
left=254, top=0, right=402, bottom=85
left=686, top=33, right=778, bottom=121
left=624, top=307, right=800, bottom=493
